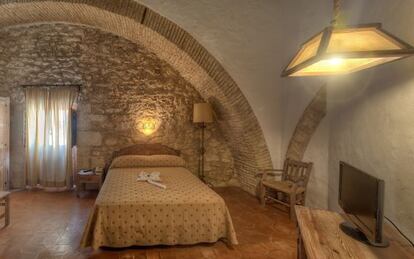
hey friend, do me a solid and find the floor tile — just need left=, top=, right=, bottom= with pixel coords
left=0, top=187, right=296, bottom=259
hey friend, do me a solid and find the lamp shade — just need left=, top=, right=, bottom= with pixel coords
left=193, top=103, right=213, bottom=123
left=282, top=23, right=414, bottom=77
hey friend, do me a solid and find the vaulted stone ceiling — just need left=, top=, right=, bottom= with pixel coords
left=0, top=0, right=273, bottom=194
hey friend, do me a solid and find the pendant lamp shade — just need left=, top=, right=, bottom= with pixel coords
left=282, top=24, right=414, bottom=77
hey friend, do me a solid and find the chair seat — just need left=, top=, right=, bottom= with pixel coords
left=262, top=180, right=305, bottom=194
left=0, top=191, right=10, bottom=200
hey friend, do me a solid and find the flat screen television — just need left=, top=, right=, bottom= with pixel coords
left=338, top=161, right=389, bottom=247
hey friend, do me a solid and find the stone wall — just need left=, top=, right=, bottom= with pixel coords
left=0, top=0, right=273, bottom=195
left=0, top=23, right=235, bottom=188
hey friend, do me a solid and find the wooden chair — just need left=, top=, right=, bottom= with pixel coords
left=0, top=191, right=10, bottom=227
left=258, top=159, right=313, bottom=220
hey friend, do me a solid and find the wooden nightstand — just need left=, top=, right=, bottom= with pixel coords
left=76, top=172, right=103, bottom=197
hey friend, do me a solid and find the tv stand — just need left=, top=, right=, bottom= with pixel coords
left=340, top=221, right=389, bottom=248
left=295, top=206, right=414, bottom=259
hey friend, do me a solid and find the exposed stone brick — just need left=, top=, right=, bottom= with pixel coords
left=286, top=85, right=327, bottom=160
left=0, top=0, right=273, bottom=194
left=78, top=131, right=102, bottom=147
left=0, top=23, right=234, bottom=187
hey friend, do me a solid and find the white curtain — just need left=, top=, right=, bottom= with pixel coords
left=25, top=87, right=77, bottom=190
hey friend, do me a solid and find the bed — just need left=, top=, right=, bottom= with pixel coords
left=80, top=144, right=238, bottom=249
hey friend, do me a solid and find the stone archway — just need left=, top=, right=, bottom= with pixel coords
left=286, top=85, right=327, bottom=160
left=0, top=0, right=272, bottom=194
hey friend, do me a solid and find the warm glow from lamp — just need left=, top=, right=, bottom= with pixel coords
left=328, top=57, right=343, bottom=66
left=290, top=56, right=399, bottom=76
left=138, top=117, right=159, bottom=136
left=282, top=24, right=414, bottom=77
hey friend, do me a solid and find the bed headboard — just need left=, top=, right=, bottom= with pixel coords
left=104, top=143, right=181, bottom=173
left=112, top=143, right=180, bottom=158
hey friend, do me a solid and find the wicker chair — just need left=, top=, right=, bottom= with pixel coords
left=258, top=159, right=313, bottom=220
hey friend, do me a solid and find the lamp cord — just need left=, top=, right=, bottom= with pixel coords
left=384, top=216, right=414, bottom=247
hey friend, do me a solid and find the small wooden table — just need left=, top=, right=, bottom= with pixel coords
left=76, top=172, right=103, bottom=197
left=295, top=206, right=414, bottom=259
left=0, top=191, right=10, bottom=227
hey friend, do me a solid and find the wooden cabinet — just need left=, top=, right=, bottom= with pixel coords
left=76, top=173, right=103, bottom=197
left=295, top=206, right=414, bottom=259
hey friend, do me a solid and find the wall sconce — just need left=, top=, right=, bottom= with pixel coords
left=138, top=117, right=159, bottom=136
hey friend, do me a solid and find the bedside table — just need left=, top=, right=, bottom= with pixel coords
left=76, top=172, right=103, bottom=197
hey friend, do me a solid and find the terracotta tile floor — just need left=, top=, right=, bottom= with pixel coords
left=0, top=187, right=297, bottom=259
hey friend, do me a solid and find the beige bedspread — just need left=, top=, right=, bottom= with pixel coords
left=80, top=167, right=238, bottom=249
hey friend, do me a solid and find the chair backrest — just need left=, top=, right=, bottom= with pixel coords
left=282, top=158, right=313, bottom=187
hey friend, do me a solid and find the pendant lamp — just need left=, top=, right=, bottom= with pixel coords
left=282, top=0, right=414, bottom=77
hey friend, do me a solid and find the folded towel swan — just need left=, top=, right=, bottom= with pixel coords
left=137, top=172, right=166, bottom=189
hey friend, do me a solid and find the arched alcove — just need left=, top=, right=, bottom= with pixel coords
left=0, top=0, right=272, bottom=194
